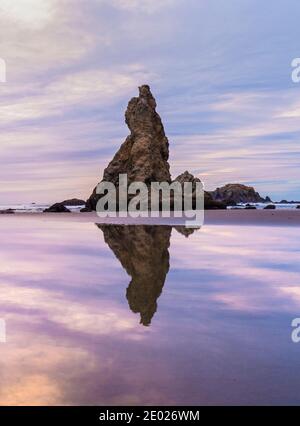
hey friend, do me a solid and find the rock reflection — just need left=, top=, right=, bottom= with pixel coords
left=97, top=225, right=199, bottom=326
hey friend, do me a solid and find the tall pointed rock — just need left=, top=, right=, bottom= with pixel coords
left=86, top=85, right=171, bottom=210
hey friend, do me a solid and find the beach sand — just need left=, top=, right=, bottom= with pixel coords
left=2, top=209, right=300, bottom=226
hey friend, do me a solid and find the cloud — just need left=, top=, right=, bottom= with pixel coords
left=0, top=0, right=300, bottom=203
left=100, top=0, right=176, bottom=13
left=0, top=64, right=156, bottom=123
left=0, top=0, right=57, bottom=29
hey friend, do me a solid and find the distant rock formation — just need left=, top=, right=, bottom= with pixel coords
left=87, top=85, right=171, bottom=210
left=174, top=171, right=226, bottom=210
left=264, top=204, right=276, bottom=210
left=44, top=203, right=71, bottom=213
left=97, top=224, right=171, bottom=326
left=173, top=170, right=200, bottom=189
left=61, top=198, right=86, bottom=206
left=43, top=198, right=85, bottom=213
left=210, top=183, right=270, bottom=205
left=279, top=199, right=300, bottom=204
left=0, top=209, right=14, bottom=214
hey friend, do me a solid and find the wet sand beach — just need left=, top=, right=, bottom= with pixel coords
left=0, top=215, right=300, bottom=405
left=2, top=209, right=300, bottom=227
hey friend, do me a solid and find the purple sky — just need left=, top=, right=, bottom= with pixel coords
left=0, top=0, right=300, bottom=204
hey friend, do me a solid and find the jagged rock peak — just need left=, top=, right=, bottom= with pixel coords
left=174, top=171, right=201, bottom=186
left=86, top=85, right=171, bottom=210
left=173, top=171, right=226, bottom=210
left=124, top=84, right=164, bottom=140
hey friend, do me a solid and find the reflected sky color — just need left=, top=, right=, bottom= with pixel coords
left=0, top=217, right=300, bottom=405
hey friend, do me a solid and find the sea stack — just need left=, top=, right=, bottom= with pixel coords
left=86, top=85, right=225, bottom=210
left=86, top=85, right=171, bottom=210
left=173, top=170, right=225, bottom=210
left=210, top=183, right=270, bottom=205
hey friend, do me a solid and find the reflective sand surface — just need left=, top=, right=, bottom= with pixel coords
left=0, top=217, right=300, bottom=405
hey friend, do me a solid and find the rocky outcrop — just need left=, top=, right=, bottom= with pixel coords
left=61, top=198, right=86, bottom=206
left=210, top=183, right=269, bottom=205
left=264, top=204, right=276, bottom=209
left=44, top=203, right=71, bottom=213
left=97, top=225, right=171, bottom=326
left=80, top=206, right=92, bottom=212
left=43, top=198, right=85, bottom=213
left=0, top=209, right=14, bottom=214
left=174, top=170, right=200, bottom=188
left=174, top=171, right=226, bottom=210
left=87, top=85, right=171, bottom=210
left=86, top=85, right=225, bottom=211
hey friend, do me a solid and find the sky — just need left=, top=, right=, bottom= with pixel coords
left=0, top=0, right=300, bottom=204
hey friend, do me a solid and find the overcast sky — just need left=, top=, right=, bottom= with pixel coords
left=0, top=0, right=300, bottom=203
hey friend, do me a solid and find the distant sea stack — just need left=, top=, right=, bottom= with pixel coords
left=86, top=85, right=225, bottom=211
left=0, top=209, right=15, bottom=214
left=43, top=198, right=85, bottom=213
left=173, top=170, right=225, bottom=210
left=44, top=203, right=71, bottom=213
left=210, top=184, right=271, bottom=205
left=61, top=198, right=86, bottom=206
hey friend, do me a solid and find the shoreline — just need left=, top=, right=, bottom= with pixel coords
left=1, top=209, right=300, bottom=226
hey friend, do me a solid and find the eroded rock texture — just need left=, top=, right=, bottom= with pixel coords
left=87, top=85, right=171, bottom=210
left=210, top=183, right=268, bottom=205
left=87, top=85, right=228, bottom=211
left=43, top=203, right=71, bottom=213
left=173, top=171, right=226, bottom=210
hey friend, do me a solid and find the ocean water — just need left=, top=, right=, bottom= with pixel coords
left=0, top=204, right=84, bottom=213
left=228, top=203, right=300, bottom=210
left=0, top=216, right=300, bottom=405
left=0, top=203, right=299, bottom=213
